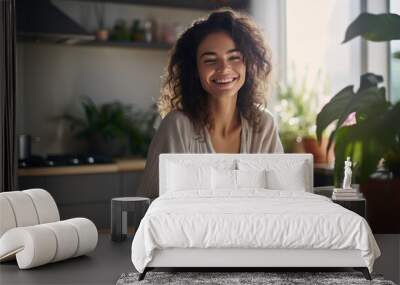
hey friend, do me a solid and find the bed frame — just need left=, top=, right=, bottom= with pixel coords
left=139, top=248, right=371, bottom=280
left=138, top=154, right=372, bottom=281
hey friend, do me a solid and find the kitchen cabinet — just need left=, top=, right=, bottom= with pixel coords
left=18, top=162, right=145, bottom=230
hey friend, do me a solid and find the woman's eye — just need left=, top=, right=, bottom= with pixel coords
left=229, top=56, right=242, bottom=61
left=204, top=59, right=216, bottom=64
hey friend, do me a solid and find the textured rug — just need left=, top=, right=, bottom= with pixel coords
left=116, top=271, right=396, bottom=285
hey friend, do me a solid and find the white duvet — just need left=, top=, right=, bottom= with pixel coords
left=131, top=190, right=380, bottom=273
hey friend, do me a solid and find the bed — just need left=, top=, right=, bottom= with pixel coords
left=131, top=154, right=380, bottom=280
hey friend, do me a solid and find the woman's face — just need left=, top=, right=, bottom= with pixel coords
left=196, top=32, right=246, bottom=99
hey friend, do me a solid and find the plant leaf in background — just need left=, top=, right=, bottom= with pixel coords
left=343, top=13, right=400, bottom=43
left=316, top=73, right=385, bottom=151
left=275, top=68, right=329, bottom=152
left=316, top=85, right=355, bottom=143
left=62, top=96, right=157, bottom=157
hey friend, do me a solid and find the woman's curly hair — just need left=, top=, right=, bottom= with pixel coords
left=158, top=8, right=272, bottom=132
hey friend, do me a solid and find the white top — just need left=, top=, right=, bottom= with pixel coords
left=137, top=110, right=284, bottom=198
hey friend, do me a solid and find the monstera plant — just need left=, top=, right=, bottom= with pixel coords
left=316, top=12, right=400, bottom=186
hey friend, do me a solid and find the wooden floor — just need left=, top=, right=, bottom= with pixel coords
left=0, top=234, right=134, bottom=285
left=1, top=233, right=398, bottom=284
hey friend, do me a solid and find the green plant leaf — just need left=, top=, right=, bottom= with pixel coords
left=316, top=73, right=386, bottom=153
left=343, top=13, right=400, bottom=43
left=394, top=51, right=400, bottom=59
left=316, top=85, right=354, bottom=143
left=59, top=114, right=87, bottom=131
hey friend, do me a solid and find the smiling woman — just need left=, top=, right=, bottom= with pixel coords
left=137, top=9, right=283, bottom=198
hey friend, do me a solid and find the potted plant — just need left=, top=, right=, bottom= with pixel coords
left=316, top=12, right=400, bottom=233
left=275, top=71, right=333, bottom=163
left=94, top=1, right=109, bottom=41
left=62, top=97, right=156, bottom=158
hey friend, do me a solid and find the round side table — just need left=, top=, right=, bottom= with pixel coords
left=111, top=197, right=150, bottom=242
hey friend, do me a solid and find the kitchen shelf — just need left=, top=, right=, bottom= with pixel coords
left=17, top=36, right=173, bottom=51
left=82, top=40, right=172, bottom=50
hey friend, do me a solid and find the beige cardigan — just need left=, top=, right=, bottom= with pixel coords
left=137, top=110, right=284, bottom=198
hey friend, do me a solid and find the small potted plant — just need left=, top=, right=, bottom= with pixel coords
left=94, top=1, right=109, bottom=41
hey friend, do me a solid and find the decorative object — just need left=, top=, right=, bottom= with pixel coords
left=111, top=197, right=150, bottom=242
left=61, top=97, right=157, bottom=157
left=116, top=271, right=394, bottom=285
left=343, top=156, right=353, bottom=190
left=94, top=0, right=109, bottom=41
left=332, top=188, right=363, bottom=200
left=96, top=29, right=109, bottom=41
left=0, top=189, right=98, bottom=269
left=143, top=20, right=153, bottom=43
left=331, top=159, right=365, bottom=200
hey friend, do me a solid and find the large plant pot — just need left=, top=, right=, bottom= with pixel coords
left=360, top=178, right=400, bottom=233
left=301, top=137, right=334, bottom=164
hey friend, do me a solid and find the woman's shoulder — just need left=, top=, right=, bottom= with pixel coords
left=162, top=110, right=191, bottom=125
left=160, top=110, right=194, bottom=132
left=255, top=109, right=278, bottom=130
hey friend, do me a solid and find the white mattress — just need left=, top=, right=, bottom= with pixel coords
left=131, top=190, right=380, bottom=273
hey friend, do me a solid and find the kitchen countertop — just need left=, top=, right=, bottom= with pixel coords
left=17, top=158, right=146, bottom=176
left=18, top=159, right=332, bottom=177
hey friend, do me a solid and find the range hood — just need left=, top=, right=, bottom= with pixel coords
left=17, top=0, right=95, bottom=44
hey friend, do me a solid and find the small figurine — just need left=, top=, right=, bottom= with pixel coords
left=342, top=157, right=352, bottom=190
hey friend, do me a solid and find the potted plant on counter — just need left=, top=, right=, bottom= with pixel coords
left=316, top=12, right=400, bottom=233
left=275, top=71, right=333, bottom=163
left=62, top=97, right=156, bottom=158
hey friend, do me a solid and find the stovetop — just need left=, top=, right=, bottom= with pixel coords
left=19, top=154, right=113, bottom=168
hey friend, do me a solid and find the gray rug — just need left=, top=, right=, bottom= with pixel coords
left=116, top=271, right=396, bottom=285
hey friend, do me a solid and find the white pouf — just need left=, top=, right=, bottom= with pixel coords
left=0, top=189, right=98, bottom=269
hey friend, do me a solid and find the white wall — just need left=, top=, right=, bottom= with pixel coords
left=250, top=0, right=286, bottom=111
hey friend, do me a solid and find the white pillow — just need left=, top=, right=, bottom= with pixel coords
left=212, top=168, right=237, bottom=190
left=236, top=169, right=267, bottom=189
left=167, top=162, right=212, bottom=191
left=266, top=163, right=307, bottom=191
left=237, top=159, right=308, bottom=191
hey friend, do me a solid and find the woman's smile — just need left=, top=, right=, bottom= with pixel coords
left=212, top=76, right=239, bottom=89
